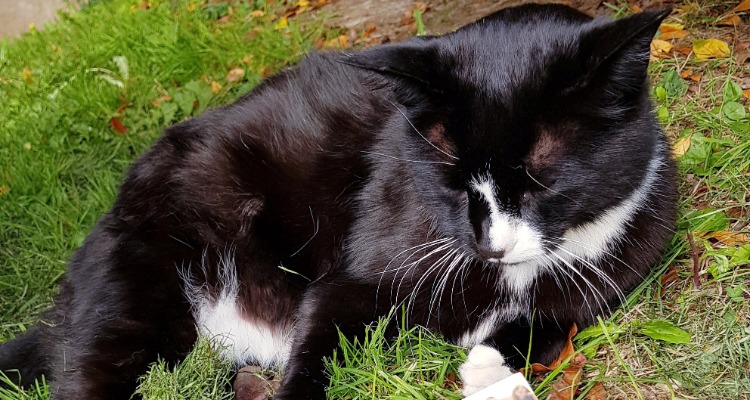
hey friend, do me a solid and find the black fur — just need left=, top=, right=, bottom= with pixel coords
left=0, top=5, right=676, bottom=399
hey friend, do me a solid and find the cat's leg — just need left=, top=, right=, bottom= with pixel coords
left=44, top=228, right=197, bottom=399
left=459, top=318, right=570, bottom=395
left=273, top=280, right=379, bottom=400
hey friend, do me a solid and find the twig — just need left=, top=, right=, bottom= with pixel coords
left=687, top=232, right=701, bottom=290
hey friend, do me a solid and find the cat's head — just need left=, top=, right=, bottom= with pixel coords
left=342, top=5, right=670, bottom=277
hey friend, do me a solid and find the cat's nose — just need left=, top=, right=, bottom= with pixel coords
left=478, top=247, right=505, bottom=263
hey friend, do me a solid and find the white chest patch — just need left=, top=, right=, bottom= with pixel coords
left=181, top=252, right=293, bottom=368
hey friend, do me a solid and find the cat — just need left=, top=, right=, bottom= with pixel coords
left=0, top=4, right=677, bottom=399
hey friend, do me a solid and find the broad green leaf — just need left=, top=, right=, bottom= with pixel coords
left=638, top=320, right=691, bottom=344
left=723, top=80, right=743, bottom=102
left=722, top=101, right=746, bottom=122
left=662, top=69, right=688, bottom=98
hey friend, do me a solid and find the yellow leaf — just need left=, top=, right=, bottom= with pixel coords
left=660, top=23, right=684, bottom=32
left=672, top=132, right=693, bottom=157
left=0, top=185, right=9, bottom=196
left=23, top=142, right=32, bottom=150
left=275, top=17, right=288, bottom=30
left=734, top=0, right=750, bottom=12
left=21, top=67, right=33, bottom=84
left=249, top=10, right=265, bottom=18
left=210, top=80, right=223, bottom=94
left=693, top=38, right=731, bottom=60
left=702, top=230, right=749, bottom=246
left=743, top=89, right=750, bottom=99
left=297, top=0, right=310, bottom=6
left=187, top=2, right=196, bottom=11
left=651, top=39, right=673, bottom=57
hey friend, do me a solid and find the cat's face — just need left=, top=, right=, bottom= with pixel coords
left=344, top=5, right=668, bottom=275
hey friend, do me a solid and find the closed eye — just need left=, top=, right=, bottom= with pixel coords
left=525, top=169, right=556, bottom=192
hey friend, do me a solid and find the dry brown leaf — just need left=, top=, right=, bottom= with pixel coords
left=660, top=30, right=689, bottom=40
left=672, top=132, right=693, bottom=157
left=526, top=324, right=578, bottom=374
left=585, top=382, right=607, bottom=400
left=226, top=68, right=245, bottom=83
left=249, top=10, right=265, bottom=18
left=717, top=14, right=742, bottom=26
left=735, top=0, right=750, bottom=12
left=210, top=80, right=223, bottom=94
left=110, top=117, right=128, bottom=134
left=673, top=45, right=693, bottom=56
left=743, top=89, right=750, bottom=99
left=693, top=38, right=731, bottom=60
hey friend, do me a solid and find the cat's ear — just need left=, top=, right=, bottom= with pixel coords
left=578, top=9, right=671, bottom=92
left=336, top=38, right=438, bottom=88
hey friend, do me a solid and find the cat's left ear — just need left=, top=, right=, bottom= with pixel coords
left=579, top=9, right=671, bottom=92
left=336, top=38, right=439, bottom=89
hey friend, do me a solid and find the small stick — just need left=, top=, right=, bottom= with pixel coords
left=687, top=232, right=701, bottom=289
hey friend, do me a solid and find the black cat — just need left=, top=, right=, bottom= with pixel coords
left=0, top=4, right=677, bottom=399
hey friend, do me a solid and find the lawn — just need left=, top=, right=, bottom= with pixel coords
left=1, top=0, right=748, bottom=399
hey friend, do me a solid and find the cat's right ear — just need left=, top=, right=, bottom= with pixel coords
left=336, top=38, right=439, bottom=89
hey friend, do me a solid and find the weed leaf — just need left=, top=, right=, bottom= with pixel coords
left=638, top=320, right=691, bottom=344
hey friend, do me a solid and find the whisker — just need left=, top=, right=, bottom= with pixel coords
left=360, top=151, right=455, bottom=166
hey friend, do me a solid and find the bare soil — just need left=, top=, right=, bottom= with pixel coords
left=318, top=0, right=676, bottom=44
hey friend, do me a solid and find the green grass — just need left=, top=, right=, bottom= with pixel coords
left=1, top=0, right=749, bottom=399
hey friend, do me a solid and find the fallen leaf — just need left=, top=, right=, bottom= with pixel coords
left=0, top=185, right=9, bottom=196
left=672, top=132, right=693, bottom=157
left=258, top=66, right=272, bottom=79
left=585, top=382, right=607, bottom=400
left=630, top=4, right=642, bottom=12
left=651, top=39, right=673, bottom=57
left=249, top=10, right=265, bottom=18
left=693, top=38, right=731, bottom=60
left=702, top=230, right=750, bottom=246
left=110, top=117, right=128, bottom=134
left=717, top=14, right=742, bottom=26
left=660, top=30, right=689, bottom=40
left=673, top=45, right=693, bottom=56
left=22, top=67, right=33, bottom=84
left=151, top=95, right=172, bottom=107
left=210, top=80, right=223, bottom=94
left=735, top=0, right=750, bottom=12
left=226, top=68, right=245, bottom=83
left=546, top=353, right=587, bottom=400
left=275, top=17, right=288, bottom=30
left=23, top=142, right=31, bottom=150
left=660, top=23, right=684, bottom=32
left=526, top=324, right=578, bottom=373
left=743, top=89, right=750, bottom=99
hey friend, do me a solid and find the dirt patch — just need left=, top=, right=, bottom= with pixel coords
left=318, top=0, right=675, bottom=44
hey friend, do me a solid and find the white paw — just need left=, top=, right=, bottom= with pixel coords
left=458, top=344, right=514, bottom=396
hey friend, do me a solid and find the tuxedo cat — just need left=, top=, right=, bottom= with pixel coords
left=0, top=4, right=677, bottom=399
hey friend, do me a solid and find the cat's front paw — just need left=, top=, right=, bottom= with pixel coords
left=458, top=344, right=514, bottom=396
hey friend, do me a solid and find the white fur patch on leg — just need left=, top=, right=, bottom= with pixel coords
left=459, top=344, right=514, bottom=396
